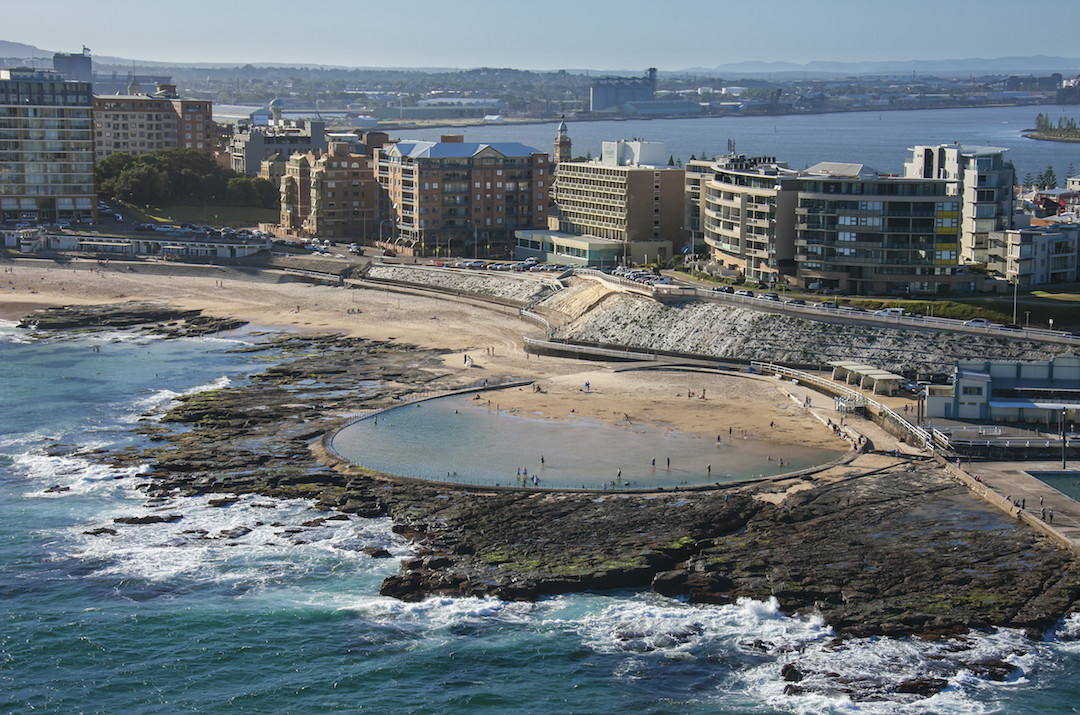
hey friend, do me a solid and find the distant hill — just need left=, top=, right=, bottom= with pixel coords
left=681, top=56, right=1080, bottom=78
left=2, top=39, right=1079, bottom=78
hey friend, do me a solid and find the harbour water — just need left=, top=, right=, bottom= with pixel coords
left=3, top=321, right=1080, bottom=712
left=404, top=105, right=1080, bottom=182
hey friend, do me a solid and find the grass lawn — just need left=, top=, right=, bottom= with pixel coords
left=125, top=203, right=279, bottom=227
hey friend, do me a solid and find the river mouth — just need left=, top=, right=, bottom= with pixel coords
left=330, top=394, right=845, bottom=490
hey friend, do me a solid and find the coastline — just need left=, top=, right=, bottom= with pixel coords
left=7, top=255, right=1080, bottom=649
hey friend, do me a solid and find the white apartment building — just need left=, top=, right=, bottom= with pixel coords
left=904, top=144, right=1014, bottom=264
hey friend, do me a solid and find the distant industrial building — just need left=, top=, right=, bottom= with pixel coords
left=590, top=68, right=657, bottom=112
left=52, top=48, right=92, bottom=83
left=373, top=135, right=549, bottom=257
left=0, top=68, right=95, bottom=224
left=552, top=138, right=683, bottom=264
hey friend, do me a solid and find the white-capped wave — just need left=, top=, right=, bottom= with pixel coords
left=17, top=449, right=147, bottom=497
left=61, top=493, right=404, bottom=593
left=119, top=375, right=232, bottom=423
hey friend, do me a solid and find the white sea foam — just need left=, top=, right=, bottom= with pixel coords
left=118, top=375, right=232, bottom=423
left=17, top=449, right=147, bottom=497
left=61, top=493, right=404, bottom=593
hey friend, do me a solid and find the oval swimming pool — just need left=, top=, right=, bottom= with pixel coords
left=330, top=393, right=845, bottom=490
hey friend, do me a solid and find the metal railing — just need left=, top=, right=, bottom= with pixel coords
left=751, top=361, right=935, bottom=453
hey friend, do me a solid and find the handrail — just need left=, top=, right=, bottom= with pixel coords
left=752, top=361, right=935, bottom=453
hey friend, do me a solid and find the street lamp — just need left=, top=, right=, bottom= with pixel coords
left=1011, top=278, right=1018, bottom=325
left=1062, top=407, right=1068, bottom=470
left=202, top=195, right=215, bottom=226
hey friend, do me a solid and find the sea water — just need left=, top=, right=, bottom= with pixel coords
left=2, top=320, right=1078, bottom=713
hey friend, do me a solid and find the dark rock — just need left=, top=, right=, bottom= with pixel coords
left=218, top=526, right=252, bottom=539
left=43, top=484, right=71, bottom=493
left=895, top=677, right=949, bottom=696
left=781, top=663, right=804, bottom=682
left=113, top=514, right=182, bottom=525
left=963, top=658, right=1018, bottom=681
left=84, top=527, right=118, bottom=536
left=363, top=547, right=392, bottom=559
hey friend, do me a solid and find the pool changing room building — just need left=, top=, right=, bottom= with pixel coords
left=927, top=355, right=1080, bottom=423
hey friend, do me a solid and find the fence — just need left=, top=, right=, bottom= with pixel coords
left=751, top=361, right=935, bottom=453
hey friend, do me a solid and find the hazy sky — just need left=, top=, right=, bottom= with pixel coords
left=6, top=0, right=1074, bottom=70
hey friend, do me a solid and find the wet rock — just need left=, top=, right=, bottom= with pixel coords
left=113, top=514, right=182, bottom=525
left=963, top=658, right=1018, bottom=681
left=84, top=527, right=118, bottom=536
left=363, top=547, right=392, bottom=559
left=781, top=663, right=804, bottom=682
left=895, top=677, right=949, bottom=696
left=218, top=526, right=252, bottom=539
left=43, top=484, right=71, bottom=493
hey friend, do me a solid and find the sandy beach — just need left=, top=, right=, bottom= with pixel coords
left=1, top=257, right=840, bottom=449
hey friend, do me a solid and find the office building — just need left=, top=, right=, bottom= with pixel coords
left=373, top=135, right=548, bottom=257
left=553, top=139, right=683, bottom=264
left=52, top=48, right=92, bottom=83
left=0, top=68, right=94, bottom=224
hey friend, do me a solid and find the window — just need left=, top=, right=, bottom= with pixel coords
left=961, top=386, right=984, bottom=396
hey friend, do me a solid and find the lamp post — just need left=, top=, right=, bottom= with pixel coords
left=1063, top=407, right=1068, bottom=470
left=1012, top=278, right=1018, bottom=325
left=202, top=195, right=214, bottom=226
left=1025, top=310, right=1031, bottom=329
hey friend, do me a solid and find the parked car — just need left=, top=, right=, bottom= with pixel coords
left=762, top=292, right=780, bottom=301
left=786, top=298, right=806, bottom=306
left=874, top=307, right=903, bottom=317
left=734, top=289, right=754, bottom=297
left=712, top=285, right=735, bottom=294
left=963, top=318, right=991, bottom=328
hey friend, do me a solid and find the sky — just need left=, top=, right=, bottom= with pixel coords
left=5, top=0, right=1077, bottom=71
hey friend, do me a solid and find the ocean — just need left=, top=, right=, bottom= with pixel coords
left=2, top=320, right=1079, bottom=713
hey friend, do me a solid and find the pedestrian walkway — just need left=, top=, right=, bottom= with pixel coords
left=954, top=459, right=1080, bottom=552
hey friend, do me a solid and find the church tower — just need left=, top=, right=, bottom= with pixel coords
left=553, top=116, right=571, bottom=164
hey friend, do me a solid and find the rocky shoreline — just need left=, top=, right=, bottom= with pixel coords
left=23, top=301, right=1078, bottom=651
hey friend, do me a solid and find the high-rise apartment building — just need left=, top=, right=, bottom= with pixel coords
left=279, top=142, right=379, bottom=240
left=93, top=85, right=213, bottom=160
left=373, top=135, right=549, bottom=257
left=904, top=144, right=1014, bottom=264
left=553, top=140, right=684, bottom=263
left=699, top=155, right=798, bottom=282
left=0, top=68, right=94, bottom=224
left=794, top=162, right=963, bottom=295
left=229, top=119, right=327, bottom=176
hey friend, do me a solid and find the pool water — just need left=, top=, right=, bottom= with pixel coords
left=330, top=394, right=845, bottom=490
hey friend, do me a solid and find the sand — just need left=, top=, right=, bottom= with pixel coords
left=0, top=257, right=843, bottom=450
